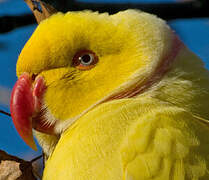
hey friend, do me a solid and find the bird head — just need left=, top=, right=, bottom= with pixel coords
left=10, top=10, right=180, bottom=150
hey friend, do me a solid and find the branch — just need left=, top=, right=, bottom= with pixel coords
left=0, top=0, right=209, bottom=33
left=62, top=0, right=209, bottom=20
left=0, top=14, right=35, bottom=33
left=0, top=110, right=11, bottom=117
left=0, top=150, right=38, bottom=180
left=24, top=0, right=57, bottom=24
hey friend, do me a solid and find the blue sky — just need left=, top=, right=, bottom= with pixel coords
left=0, top=0, right=209, bottom=160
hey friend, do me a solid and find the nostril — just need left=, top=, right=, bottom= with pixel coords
left=31, top=74, right=37, bottom=81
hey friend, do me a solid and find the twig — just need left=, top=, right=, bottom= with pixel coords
left=0, top=0, right=209, bottom=33
left=24, top=0, right=57, bottom=24
left=30, top=154, right=43, bottom=180
left=30, top=155, right=43, bottom=163
left=0, top=14, right=35, bottom=33
left=0, top=150, right=37, bottom=179
left=0, top=110, right=11, bottom=117
left=69, top=0, right=209, bottom=19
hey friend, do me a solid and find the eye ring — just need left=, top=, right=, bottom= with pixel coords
left=72, top=50, right=98, bottom=70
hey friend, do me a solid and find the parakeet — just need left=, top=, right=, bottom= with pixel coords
left=10, top=7, right=209, bottom=180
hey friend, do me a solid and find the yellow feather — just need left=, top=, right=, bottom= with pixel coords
left=15, top=9, right=209, bottom=180
left=17, top=10, right=172, bottom=123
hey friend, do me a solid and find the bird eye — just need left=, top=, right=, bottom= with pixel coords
left=72, top=50, right=98, bottom=70
left=79, top=54, right=94, bottom=65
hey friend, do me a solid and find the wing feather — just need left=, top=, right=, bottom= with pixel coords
left=121, top=107, right=209, bottom=180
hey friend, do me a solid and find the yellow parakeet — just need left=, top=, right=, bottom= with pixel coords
left=10, top=5, right=209, bottom=180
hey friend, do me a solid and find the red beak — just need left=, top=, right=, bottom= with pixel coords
left=10, top=73, right=55, bottom=150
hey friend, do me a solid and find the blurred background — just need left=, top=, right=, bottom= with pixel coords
left=0, top=0, right=209, bottom=161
